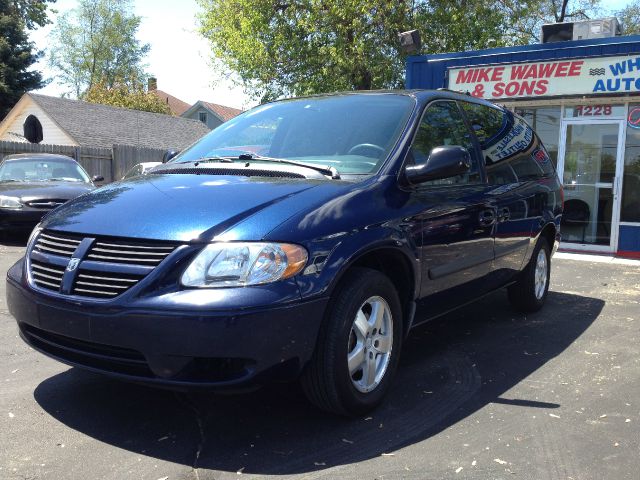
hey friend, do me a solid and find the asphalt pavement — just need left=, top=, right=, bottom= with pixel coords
left=1, top=232, right=638, bottom=480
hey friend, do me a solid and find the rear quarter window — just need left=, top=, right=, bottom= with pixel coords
left=460, top=101, right=554, bottom=184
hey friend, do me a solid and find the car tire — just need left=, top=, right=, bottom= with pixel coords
left=301, top=267, right=403, bottom=416
left=508, top=238, right=551, bottom=312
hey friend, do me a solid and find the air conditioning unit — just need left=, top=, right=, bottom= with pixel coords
left=541, top=17, right=622, bottom=43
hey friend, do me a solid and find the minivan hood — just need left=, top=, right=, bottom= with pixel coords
left=39, top=174, right=350, bottom=242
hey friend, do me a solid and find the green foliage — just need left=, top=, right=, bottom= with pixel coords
left=197, top=0, right=640, bottom=101
left=84, top=81, right=172, bottom=114
left=414, top=2, right=507, bottom=52
left=49, top=0, right=150, bottom=98
left=197, top=0, right=512, bottom=102
left=0, top=0, right=53, bottom=119
left=502, top=0, right=605, bottom=44
left=13, top=0, right=56, bottom=30
left=617, top=1, right=640, bottom=36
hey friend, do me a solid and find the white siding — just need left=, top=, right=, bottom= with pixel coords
left=0, top=99, right=77, bottom=145
left=184, top=110, right=223, bottom=130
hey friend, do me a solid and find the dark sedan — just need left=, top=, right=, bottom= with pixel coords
left=0, top=153, right=101, bottom=232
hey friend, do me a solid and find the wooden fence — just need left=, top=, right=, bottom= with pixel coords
left=0, top=141, right=168, bottom=183
left=111, top=144, right=167, bottom=180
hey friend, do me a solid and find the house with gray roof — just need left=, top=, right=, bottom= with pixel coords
left=181, top=100, right=244, bottom=130
left=146, top=77, right=244, bottom=125
left=0, top=93, right=211, bottom=150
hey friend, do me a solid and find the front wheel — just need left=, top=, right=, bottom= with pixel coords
left=301, top=268, right=403, bottom=416
left=508, top=238, right=551, bottom=312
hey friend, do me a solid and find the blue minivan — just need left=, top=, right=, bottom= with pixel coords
left=6, top=91, right=562, bottom=415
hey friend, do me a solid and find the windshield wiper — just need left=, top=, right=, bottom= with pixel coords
left=237, top=153, right=340, bottom=179
left=178, top=156, right=234, bottom=165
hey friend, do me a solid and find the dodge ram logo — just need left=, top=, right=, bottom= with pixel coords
left=66, top=258, right=80, bottom=272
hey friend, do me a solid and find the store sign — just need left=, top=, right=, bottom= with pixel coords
left=448, top=55, right=640, bottom=99
left=628, top=106, right=640, bottom=129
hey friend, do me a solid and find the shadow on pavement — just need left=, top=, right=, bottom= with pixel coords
left=33, top=290, right=604, bottom=475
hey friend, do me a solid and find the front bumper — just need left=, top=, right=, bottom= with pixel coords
left=7, top=260, right=328, bottom=390
left=0, top=208, right=45, bottom=230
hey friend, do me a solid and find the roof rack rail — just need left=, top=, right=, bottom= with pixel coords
left=436, top=87, right=471, bottom=96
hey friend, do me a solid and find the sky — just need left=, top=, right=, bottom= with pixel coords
left=29, top=0, right=638, bottom=110
left=30, top=0, right=252, bottom=110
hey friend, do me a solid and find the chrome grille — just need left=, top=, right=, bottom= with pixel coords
left=31, top=260, right=65, bottom=292
left=72, top=269, right=147, bottom=298
left=29, top=230, right=178, bottom=299
left=87, top=240, right=175, bottom=265
left=33, top=231, right=80, bottom=257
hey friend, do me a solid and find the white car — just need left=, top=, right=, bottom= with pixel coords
left=122, top=162, right=162, bottom=180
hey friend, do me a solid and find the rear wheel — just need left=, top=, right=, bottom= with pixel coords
left=508, top=238, right=551, bottom=312
left=301, top=267, right=403, bottom=416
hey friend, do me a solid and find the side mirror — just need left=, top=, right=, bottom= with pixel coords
left=404, top=146, right=471, bottom=185
left=92, top=175, right=105, bottom=183
left=163, top=149, right=179, bottom=163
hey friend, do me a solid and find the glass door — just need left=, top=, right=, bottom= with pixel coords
left=557, top=120, right=625, bottom=252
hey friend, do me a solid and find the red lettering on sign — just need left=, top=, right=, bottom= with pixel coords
left=491, top=80, right=548, bottom=97
left=505, top=81, right=520, bottom=96
left=476, top=68, right=492, bottom=82
left=471, top=84, right=485, bottom=97
left=455, top=70, right=474, bottom=84
left=458, top=60, right=586, bottom=87
left=568, top=61, right=583, bottom=76
left=538, top=63, right=557, bottom=78
left=555, top=62, right=569, bottom=76
left=534, top=79, right=548, bottom=95
left=524, top=65, right=538, bottom=79
left=511, top=65, right=527, bottom=80
left=520, top=81, right=535, bottom=95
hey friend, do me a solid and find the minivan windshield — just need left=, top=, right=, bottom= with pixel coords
left=173, top=94, right=415, bottom=174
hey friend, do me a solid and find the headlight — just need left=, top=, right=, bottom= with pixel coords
left=181, top=242, right=308, bottom=287
left=0, top=195, right=22, bottom=209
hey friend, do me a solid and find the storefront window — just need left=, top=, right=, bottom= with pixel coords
left=622, top=105, right=640, bottom=223
left=515, top=106, right=561, bottom=166
left=564, top=104, right=625, bottom=118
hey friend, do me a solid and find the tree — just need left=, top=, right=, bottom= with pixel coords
left=197, top=0, right=511, bottom=102
left=415, top=2, right=508, bottom=53
left=12, top=0, right=56, bottom=29
left=499, top=0, right=604, bottom=44
left=49, top=0, right=150, bottom=98
left=84, top=81, right=171, bottom=114
left=617, top=0, right=640, bottom=35
left=0, top=0, right=55, bottom=119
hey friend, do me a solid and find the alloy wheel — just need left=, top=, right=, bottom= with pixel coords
left=534, top=249, right=548, bottom=300
left=347, top=296, right=393, bottom=393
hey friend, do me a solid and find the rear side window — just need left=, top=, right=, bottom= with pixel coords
left=410, top=101, right=481, bottom=186
left=460, top=101, right=506, bottom=148
left=460, top=101, right=554, bottom=184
